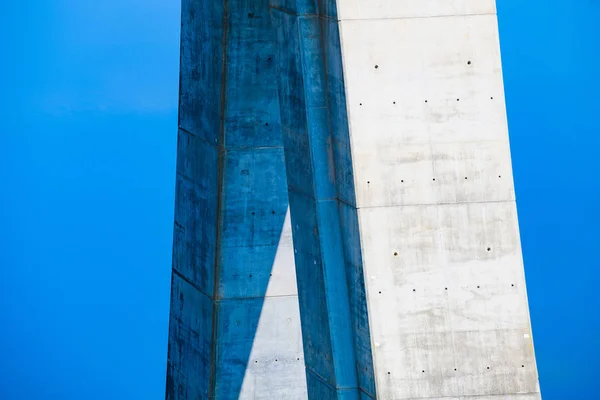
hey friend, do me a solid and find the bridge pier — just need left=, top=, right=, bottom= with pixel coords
left=167, top=1, right=541, bottom=399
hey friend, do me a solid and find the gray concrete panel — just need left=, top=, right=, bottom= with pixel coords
left=334, top=1, right=541, bottom=398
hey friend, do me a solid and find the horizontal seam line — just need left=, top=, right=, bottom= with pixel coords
left=286, top=186, right=358, bottom=207
left=340, top=12, right=497, bottom=22
left=173, top=269, right=214, bottom=300
left=178, top=127, right=219, bottom=149
left=394, top=392, right=540, bottom=400
left=179, top=127, right=284, bottom=151
left=305, top=367, right=359, bottom=392
left=173, top=269, right=300, bottom=301
left=358, top=199, right=515, bottom=210
left=269, top=6, right=338, bottom=21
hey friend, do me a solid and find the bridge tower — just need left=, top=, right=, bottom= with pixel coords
left=166, top=1, right=541, bottom=399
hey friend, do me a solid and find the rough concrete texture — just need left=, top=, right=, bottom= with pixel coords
left=271, top=1, right=376, bottom=398
left=166, top=0, right=306, bottom=399
left=168, top=0, right=540, bottom=399
left=334, top=1, right=542, bottom=399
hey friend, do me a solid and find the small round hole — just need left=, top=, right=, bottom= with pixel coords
left=498, top=175, right=502, bottom=178
left=360, top=103, right=363, bottom=106
left=387, top=372, right=390, bottom=375
left=422, top=370, right=425, bottom=373
left=393, top=101, right=396, bottom=104
left=457, top=98, right=460, bottom=101
left=394, top=252, right=398, bottom=256
left=367, top=181, right=370, bottom=184
left=467, top=61, right=472, bottom=65
left=379, top=291, right=382, bottom=294
left=401, top=179, right=404, bottom=183
left=445, top=287, right=448, bottom=290
left=522, top=365, right=525, bottom=368
left=272, top=210, right=275, bottom=214
left=432, top=178, right=436, bottom=181
left=275, top=359, right=278, bottom=362
left=464, top=177, right=468, bottom=180
left=265, top=122, right=269, bottom=126
left=413, top=289, right=416, bottom=292
left=454, top=368, right=457, bottom=371
left=255, top=360, right=258, bottom=363
left=425, top=100, right=428, bottom=103
left=491, top=96, right=494, bottom=99
left=477, top=285, right=480, bottom=288
left=511, top=284, right=515, bottom=287
left=297, top=358, right=300, bottom=361
left=251, top=212, right=255, bottom=215
left=249, top=274, right=253, bottom=278
left=487, top=367, right=490, bottom=370
left=487, top=247, right=491, bottom=251
left=374, top=65, right=379, bottom=69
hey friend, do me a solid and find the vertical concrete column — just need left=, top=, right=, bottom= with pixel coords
left=333, top=0, right=541, bottom=398
left=166, top=0, right=306, bottom=399
left=271, top=0, right=540, bottom=399
left=270, top=1, right=376, bottom=398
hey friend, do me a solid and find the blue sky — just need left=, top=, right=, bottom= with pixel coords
left=1, top=1, right=599, bottom=399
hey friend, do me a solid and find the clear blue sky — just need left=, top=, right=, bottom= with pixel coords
left=0, top=1, right=598, bottom=399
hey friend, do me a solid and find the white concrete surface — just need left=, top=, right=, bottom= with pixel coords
left=239, top=209, right=307, bottom=399
left=239, top=294, right=306, bottom=399
left=336, top=1, right=540, bottom=399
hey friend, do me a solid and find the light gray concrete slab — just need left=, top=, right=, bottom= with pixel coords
left=334, top=1, right=541, bottom=399
left=235, top=294, right=306, bottom=399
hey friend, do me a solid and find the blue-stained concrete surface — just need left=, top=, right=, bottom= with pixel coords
left=169, top=0, right=375, bottom=398
left=271, top=1, right=376, bottom=398
left=320, top=14, right=375, bottom=396
left=168, top=274, right=214, bottom=399
left=167, top=0, right=294, bottom=398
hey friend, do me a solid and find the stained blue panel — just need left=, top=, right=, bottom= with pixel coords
left=315, top=200, right=358, bottom=389
left=270, top=0, right=317, bottom=15
left=213, top=298, right=265, bottom=399
left=338, top=202, right=376, bottom=397
left=298, top=17, right=337, bottom=201
left=359, top=391, right=376, bottom=400
left=271, top=10, right=308, bottom=137
left=298, top=17, right=328, bottom=109
left=318, top=0, right=339, bottom=19
left=272, top=11, right=316, bottom=198
left=172, top=130, right=219, bottom=297
left=306, top=105, right=337, bottom=200
left=218, top=148, right=288, bottom=299
left=323, top=18, right=357, bottom=207
left=287, top=190, right=337, bottom=384
left=271, top=2, right=376, bottom=398
left=224, top=0, right=283, bottom=148
left=305, top=369, right=360, bottom=400
left=178, top=0, right=225, bottom=144
left=166, top=274, right=214, bottom=400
